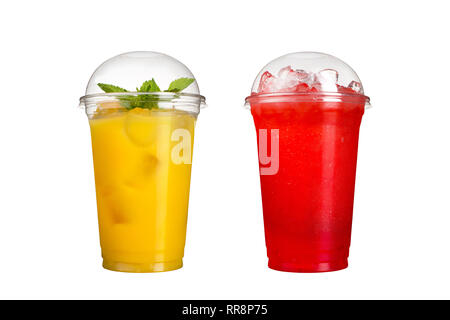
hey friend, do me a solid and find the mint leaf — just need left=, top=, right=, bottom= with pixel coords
left=166, top=78, right=195, bottom=93
left=97, top=83, right=128, bottom=93
left=139, top=78, right=160, bottom=92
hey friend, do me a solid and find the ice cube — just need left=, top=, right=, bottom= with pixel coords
left=98, top=185, right=135, bottom=224
left=93, top=101, right=123, bottom=118
left=124, top=153, right=158, bottom=188
left=277, top=66, right=293, bottom=78
left=276, top=67, right=302, bottom=91
left=348, top=80, right=363, bottom=93
left=314, top=69, right=339, bottom=92
left=257, top=71, right=274, bottom=93
left=259, top=66, right=310, bottom=93
left=124, top=108, right=158, bottom=147
left=316, top=69, right=338, bottom=83
left=294, top=69, right=313, bottom=85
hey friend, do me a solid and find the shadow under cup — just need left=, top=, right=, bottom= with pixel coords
left=249, top=93, right=366, bottom=273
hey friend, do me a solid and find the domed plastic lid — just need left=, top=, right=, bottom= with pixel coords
left=80, top=51, right=206, bottom=115
left=245, top=52, right=370, bottom=107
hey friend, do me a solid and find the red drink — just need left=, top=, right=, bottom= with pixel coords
left=246, top=53, right=370, bottom=272
left=250, top=94, right=365, bottom=272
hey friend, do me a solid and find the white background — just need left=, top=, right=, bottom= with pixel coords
left=0, top=0, right=449, bottom=300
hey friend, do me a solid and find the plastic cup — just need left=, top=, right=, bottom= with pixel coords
left=245, top=52, right=371, bottom=272
left=79, top=52, right=206, bottom=272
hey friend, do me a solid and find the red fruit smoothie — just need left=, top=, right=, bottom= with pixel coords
left=249, top=75, right=366, bottom=272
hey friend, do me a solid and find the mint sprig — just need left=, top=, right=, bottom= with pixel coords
left=97, top=78, right=194, bottom=110
left=139, top=78, right=160, bottom=92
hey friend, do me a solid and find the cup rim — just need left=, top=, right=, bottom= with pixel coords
left=245, top=91, right=370, bottom=103
left=79, top=92, right=207, bottom=117
left=245, top=91, right=371, bottom=109
left=80, top=91, right=206, bottom=107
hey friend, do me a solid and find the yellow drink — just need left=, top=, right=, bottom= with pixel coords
left=89, top=106, right=196, bottom=272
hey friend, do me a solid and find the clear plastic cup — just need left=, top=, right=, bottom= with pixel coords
left=79, top=51, right=206, bottom=272
left=245, top=52, right=371, bottom=272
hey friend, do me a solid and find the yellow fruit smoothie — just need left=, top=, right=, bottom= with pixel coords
left=89, top=105, right=196, bottom=272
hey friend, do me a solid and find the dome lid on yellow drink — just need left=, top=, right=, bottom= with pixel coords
left=80, top=51, right=206, bottom=114
left=245, top=52, right=370, bottom=108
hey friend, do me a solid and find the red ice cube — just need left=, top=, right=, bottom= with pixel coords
left=258, top=71, right=274, bottom=93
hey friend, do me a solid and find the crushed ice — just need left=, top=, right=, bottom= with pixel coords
left=258, top=66, right=362, bottom=94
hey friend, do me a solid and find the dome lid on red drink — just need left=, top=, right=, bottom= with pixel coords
left=245, top=52, right=370, bottom=107
left=79, top=51, right=206, bottom=113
